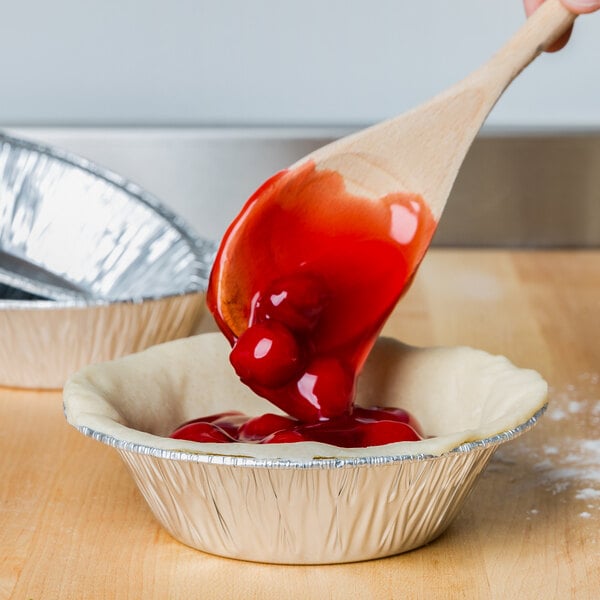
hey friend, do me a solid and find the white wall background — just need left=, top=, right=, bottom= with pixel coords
left=0, top=0, right=599, bottom=128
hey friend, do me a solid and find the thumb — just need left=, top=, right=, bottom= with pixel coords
left=561, top=0, right=600, bottom=13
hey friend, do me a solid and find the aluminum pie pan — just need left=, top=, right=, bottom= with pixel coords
left=63, top=333, right=548, bottom=564
left=0, top=132, right=216, bottom=388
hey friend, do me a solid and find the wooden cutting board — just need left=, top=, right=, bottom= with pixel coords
left=1, top=249, right=599, bottom=599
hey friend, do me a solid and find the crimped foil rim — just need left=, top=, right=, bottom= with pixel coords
left=0, top=131, right=216, bottom=309
left=74, top=405, right=546, bottom=469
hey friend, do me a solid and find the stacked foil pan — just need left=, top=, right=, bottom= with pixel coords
left=0, top=133, right=216, bottom=388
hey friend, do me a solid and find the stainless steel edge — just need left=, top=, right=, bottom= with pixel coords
left=6, top=127, right=600, bottom=247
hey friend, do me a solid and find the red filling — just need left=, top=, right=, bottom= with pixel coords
left=170, top=408, right=422, bottom=448
left=172, top=160, right=437, bottom=446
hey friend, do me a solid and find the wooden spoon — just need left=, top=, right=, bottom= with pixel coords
left=209, top=0, right=576, bottom=337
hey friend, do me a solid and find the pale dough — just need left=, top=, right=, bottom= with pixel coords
left=63, top=333, right=547, bottom=460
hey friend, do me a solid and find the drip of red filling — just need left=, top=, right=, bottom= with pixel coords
left=172, top=160, right=437, bottom=446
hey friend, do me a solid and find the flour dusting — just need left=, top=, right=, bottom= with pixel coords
left=576, top=488, right=600, bottom=501
left=491, top=374, right=600, bottom=518
left=568, top=401, right=583, bottom=414
left=548, top=408, right=567, bottom=421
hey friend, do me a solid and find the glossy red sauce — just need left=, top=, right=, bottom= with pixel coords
left=172, top=160, right=437, bottom=446
left=170, top=407, right=422, bottom=448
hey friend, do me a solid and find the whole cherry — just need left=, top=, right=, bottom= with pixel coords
left=253, top=273, right=328, bottom=333
left=359, top=420, right=421, bottom=446
left=295, top=357, right=355, bottom=420
left=170, top=420, right=233, bottom=443
left=263, top=429, right=308, bottom=444
left=230, top=321, right=304, bottom=388
left=238, top=413, right=298, bottom=442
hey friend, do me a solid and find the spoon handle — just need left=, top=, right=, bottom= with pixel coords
left=404, top=0, right=578, bottom=217
left=470, top=0, right=576, bottom=100
left=300, top=0, right=578, bottom=222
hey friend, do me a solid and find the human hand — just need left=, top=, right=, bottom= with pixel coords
left=524, top=0, right=600, bottom=51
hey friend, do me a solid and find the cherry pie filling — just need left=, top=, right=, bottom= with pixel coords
left=171, top=161, right=437, bottom=447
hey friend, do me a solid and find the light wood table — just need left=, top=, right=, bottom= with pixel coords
left=2, top=249, right=599, bottom=599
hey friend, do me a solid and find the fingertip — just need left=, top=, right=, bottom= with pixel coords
left=560, top=0, right=600, bottom=14
left=523, top=0, right=577, bottom=52
left=545, top=27, right=574, bottom=52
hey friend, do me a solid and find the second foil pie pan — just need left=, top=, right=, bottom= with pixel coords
left=0, top=133, right=216, bottom=388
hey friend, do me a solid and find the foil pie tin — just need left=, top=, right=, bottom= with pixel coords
left=63, top=333, right=548, bottom=564
left=0, top=133, right=216, bottom=388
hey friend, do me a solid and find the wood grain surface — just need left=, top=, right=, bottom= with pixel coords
left=1, top=249, right=599, bottom=599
